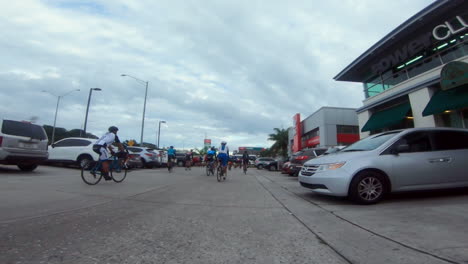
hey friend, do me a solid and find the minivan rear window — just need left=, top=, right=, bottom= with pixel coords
left=1, top=120, right=47, bottom=140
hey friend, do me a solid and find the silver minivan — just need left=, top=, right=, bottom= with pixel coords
left=299, top=127, right=468, bottom=204
left=0, top=119, right=49, bottom=171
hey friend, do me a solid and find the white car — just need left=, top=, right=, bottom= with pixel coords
left=48, top=137, right=99, bottom=167
left=126, top=146, right=160, bottom=168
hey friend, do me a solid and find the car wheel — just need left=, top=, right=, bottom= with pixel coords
left=349, top=171, right=386, bottom=205
left=78, top=155, right=93, bottom=169
left=257, top=164, right=264, bottom=170
left=17, top=164, right=38, bottom=171
left=141, top=158, right=147, bottom=168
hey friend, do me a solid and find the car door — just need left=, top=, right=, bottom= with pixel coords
left=387, top=131, right=447, bottom=190
left=49, top=139, right=74, bottom=161
left=70, top=139, right=94, bottom=161
left=431, top=130, right=468, bottom=184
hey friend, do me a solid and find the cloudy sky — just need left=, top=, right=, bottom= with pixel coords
left=0, top=0, right=434, bottom=150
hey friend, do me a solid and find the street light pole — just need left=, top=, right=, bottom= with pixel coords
left=158, top=120, right=166, bottom=148
left=121, top=74, right=149, bottom=145
left=83, top=88, right=102, bottom=137
left=51, top=96, right=61, bottom=145
left=141, top=81, right=148, bottom=145
left=42, top=89, right=80, bottom=144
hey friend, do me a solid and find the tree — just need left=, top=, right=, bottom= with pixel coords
left=268, top=128, right=288, bottom=158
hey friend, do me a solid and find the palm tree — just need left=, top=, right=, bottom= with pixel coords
left=268, top=128, right=288, bottom=158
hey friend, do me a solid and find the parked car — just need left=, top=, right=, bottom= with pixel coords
left=126, top=146, right=160, bottom=168
left=255, top=157, right=275, bottom=169
left=322, top=146, right=346, bottom=156
left=281, top=161, right=293, bottom=175
left=47, top=137, right=99, bottom=168
left=264, top=160, right=279, bottom=171
left=125, top=150, right=143, bottom=169
left=175, top=152, right=187, bottom=166
left=299, top=127, right=468, bottom=204
left=0, top=119, right=49, bottom=171
left=289, top=148, right=327, bottom=176
left=156, top=149, right=168, bottom=166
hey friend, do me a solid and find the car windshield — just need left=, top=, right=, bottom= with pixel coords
left=342, top=131, right=400, bottom=152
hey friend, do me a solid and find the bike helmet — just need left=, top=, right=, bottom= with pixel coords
left=108, top=126, right=119, bottom=133
left=221, top=141, right=227, bottom=144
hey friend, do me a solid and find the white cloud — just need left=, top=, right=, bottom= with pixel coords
left=0, top=0, right=434, bottom=150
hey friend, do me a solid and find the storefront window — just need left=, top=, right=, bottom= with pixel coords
left=407, top=56, right=442, bottom=78
left=439, top=110, right=465, bottom=128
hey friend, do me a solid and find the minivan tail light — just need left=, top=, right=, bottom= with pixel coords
left=296, top=156, right=308, bottom=160
left=145, top=153, right=153, bottom=157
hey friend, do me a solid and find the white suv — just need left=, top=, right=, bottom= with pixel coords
left=126, top=146, right=160, bottom=168
left=0, top=119, right=49, bottom=171
left=48, top=137, right=98, bottom=168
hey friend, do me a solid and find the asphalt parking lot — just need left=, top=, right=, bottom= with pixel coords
left=1, top=165, right=468, bottom=264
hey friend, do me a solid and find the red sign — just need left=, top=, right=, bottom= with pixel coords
left=292, top=114, right=302, bottom=152
left=337, top=134, right=360, bottom=144
left=305, top=136, right=320, bottom=147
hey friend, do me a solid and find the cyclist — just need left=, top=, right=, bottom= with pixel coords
left=185, top=149, right=193, bottom=170
left=167, top=146, right=176, bottom=171
left=92, top=126, right=124, bottom=180
left=206, top=147, right=217, bottom=171
left=217, top=141, right=229, bottom=177
left=242, top=150, right=250, bottom=171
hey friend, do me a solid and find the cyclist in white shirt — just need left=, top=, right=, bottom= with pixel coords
left=93, top=126, right=124, bottom=180
left=217, top=141, right=229, bottom=177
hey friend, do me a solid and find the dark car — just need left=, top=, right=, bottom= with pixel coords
left=255, top=157, right=275, bottom=169
left=175, top=152, right=187, bottom=166
left=288, top=148, right=327, bottom=176
left=264, top=160, right=278, bottom=171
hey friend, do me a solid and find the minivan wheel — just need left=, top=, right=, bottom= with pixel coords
left=17, top=164, right=38, bottom=172
left=257, top=164, right=263, bottom=170
left=349, top=171, right=386, bottom=205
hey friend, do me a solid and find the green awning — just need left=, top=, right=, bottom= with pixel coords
left=361, top=102, right=411, bottom=132
left=440, top=61, right=468, bottom=91
left=422, top=84, right=468, bottom=116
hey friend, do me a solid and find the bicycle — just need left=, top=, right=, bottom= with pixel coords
left=243, top=161, right=248, bottom=174
left=206, top=160, right=215, bottom=176
left=168, top=157, right=174, bottom=173
left=216, top=163, right=226, bottom=182
left=81, top=154, right=127, bottom=185
left=185, top=159, right=192, bottom=171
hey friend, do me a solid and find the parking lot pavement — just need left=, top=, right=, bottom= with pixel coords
left=2, top=164, right=468, bottom=264
left=260, top=170, right=468, bottom=264
left=0, top=165, right=348, bottom=264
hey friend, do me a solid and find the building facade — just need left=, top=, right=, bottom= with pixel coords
left=335, top=0, right=468, bottom=137
left=288, top=107, right=359, bottom=155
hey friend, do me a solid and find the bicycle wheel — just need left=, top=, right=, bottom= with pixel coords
left=81, top=164, right=103, bottom=185
left=216, top=166, right=222, bottom=182
left=111, top=164, right=127, bottom=183
left=206, top=165, right=210, bottom=176
left=243, top=165, right=247, bottom=174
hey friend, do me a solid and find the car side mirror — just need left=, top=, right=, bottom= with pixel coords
left=51, top=144, right=55, bottom=148
left=392, top=144, right=409, bottom=155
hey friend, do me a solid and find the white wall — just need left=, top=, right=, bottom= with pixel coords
left=408, top=87, right=436, bottom=127
left=358, top=110, right=371, bottom=139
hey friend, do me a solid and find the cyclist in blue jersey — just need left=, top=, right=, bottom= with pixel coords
left=217, top=141, right=229, bottom=177
left=167, top=146, right=176, bottom=171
